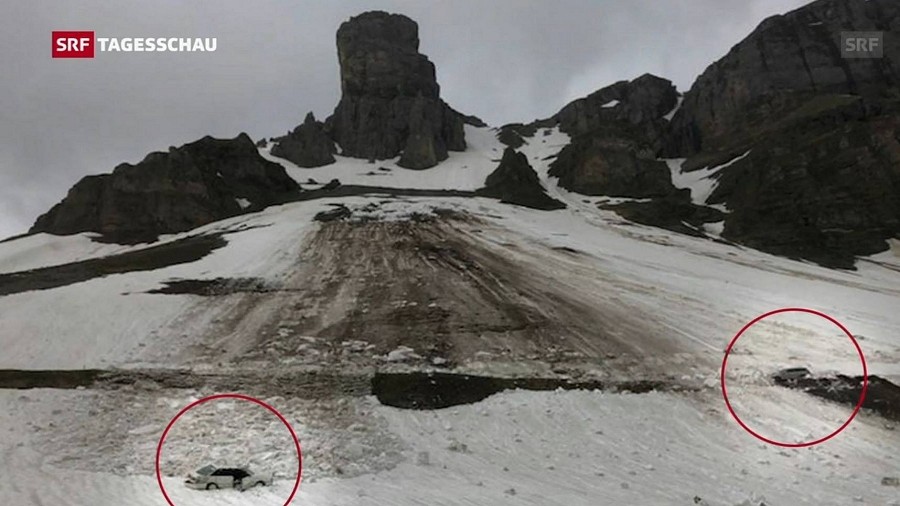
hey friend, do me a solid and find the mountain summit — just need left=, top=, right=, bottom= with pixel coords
left=269, top=11, right=474, bottom=170
left=24, top=3, right=900, bottom=268
left=326, top=11, right=469, bottom=169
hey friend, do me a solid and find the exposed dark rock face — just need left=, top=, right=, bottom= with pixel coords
left=554, top=73, right=678, bottom=151
left=314, top=204, right=352, bottom=222
left=322, top=178, right=342, bottom=191
left=548, top=133, right=677, bottom=198
left=671, top=0, right=900, bottom=154
left=30, top=134, right=299, bottom=243
left=325, top=11, right=466, bottom=169
left=0, top=234, right=228, bottom=296
left=398, top=94, right=441, bottom=169
left=659, top=0, right=900, bottom=268
left=497, top=123, right=539, bottom=149
left=542, top=74, right=681, bottom=200
left=476, top=148, right=565, bottom=210
left=271, top=112, right=336, bottom=167
left=601, top=195, right=726, bottom=238
left=458, top=112, right=488, bottom=128
left=706, top=98, right=900, bottom=268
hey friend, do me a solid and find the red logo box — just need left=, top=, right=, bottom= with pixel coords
left=52, top=31, right=95, bottom=58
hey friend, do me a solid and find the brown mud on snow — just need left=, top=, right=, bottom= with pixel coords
left=165, top=211, right=694, bottom=379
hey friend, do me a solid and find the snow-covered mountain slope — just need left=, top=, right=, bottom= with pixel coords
left=3, top=189, right=898, bottom=377
left=261, top=125, right=504, bottom=192
left=1, top=125, right=898, bottom=506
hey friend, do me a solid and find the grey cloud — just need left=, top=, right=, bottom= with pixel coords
left=0, top=0, right=809, bottom=239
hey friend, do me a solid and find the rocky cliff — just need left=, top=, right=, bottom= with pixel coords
left=661, top=0, right=900, bottom=267
left=535, top=0, right=899, bottom=267
left=324, top=11, right=467, bottom=169
left=554, top=73, right=678, bottom=151
left=31, top=134, right=299, bottom=243
left=543, top=74, right=681, bottom=198
left=705, top=97, right=900, bottom=268
left=27, top=3, right=900, bottom=268
left=671, top=0, right=900, bottom=154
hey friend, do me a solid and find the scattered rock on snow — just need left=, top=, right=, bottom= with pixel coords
left=385, top=346, right=421, bottom=362
left=314, top=204, right=352, bottom=222
left=447, top=439, right=469, bottom=453
left=322, top=178, right=342, bottom=191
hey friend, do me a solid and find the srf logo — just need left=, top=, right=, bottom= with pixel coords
left=52, top=31, right=95, bottom=58
left=840, top=31, right=883, bottom=59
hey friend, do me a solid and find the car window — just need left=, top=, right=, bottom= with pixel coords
left=196, top=465, right=216, bottom=476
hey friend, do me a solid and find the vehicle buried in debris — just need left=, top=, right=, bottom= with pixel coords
left=184, top=464, right=274, bottom=491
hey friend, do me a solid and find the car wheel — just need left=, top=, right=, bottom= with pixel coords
left=206, top=483, right=218, bottom=490
left=255, top=481, right=266, bottom=487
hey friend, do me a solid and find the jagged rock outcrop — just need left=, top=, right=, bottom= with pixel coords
left=30, top=134, right=299, bottom=243
left=325, top=11, right=466, bottom=169
left=661, top=0, right=900, bottom=267
left=271, top=112, right=336, bottom=167
left=548, top=134, right=677, bottom=198
left=501, top=74, right=678, bottom=151
left=398, top=94, right=442, bottom=169
left=497, top=123, right=538, bottom=149
left=476, top=148, right=565, bottom=210
left=706, top=98, right=900, bottom=268
left=601, top=195, right=726, bottom=238
left=671, top=0, right=900, bottom=154
left=540, top=74, right=681, bottom=198
left=554, top=73, right=678, bottom=151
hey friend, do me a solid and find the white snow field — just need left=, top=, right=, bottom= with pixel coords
left=0, top=125, right=898, bottom=505
left=1, top=388, right=898, bottom=505
left=260, top=125, right=504, bottom=192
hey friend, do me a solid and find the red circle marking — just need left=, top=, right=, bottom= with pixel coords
left=720, top=307, right=868, bottom=448
left=155, top=393, right=302, bottom=505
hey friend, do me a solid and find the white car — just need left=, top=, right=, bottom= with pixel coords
left=184, top=465, right=274, bottom=491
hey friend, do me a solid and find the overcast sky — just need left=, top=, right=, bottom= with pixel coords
left=0, top=0, right=811, bottom=240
